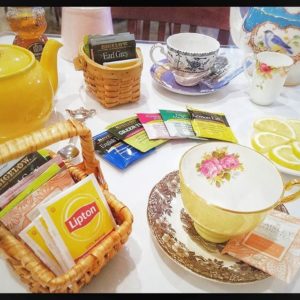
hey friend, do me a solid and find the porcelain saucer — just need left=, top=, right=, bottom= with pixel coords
left=147, top=170, right=288, bottom=284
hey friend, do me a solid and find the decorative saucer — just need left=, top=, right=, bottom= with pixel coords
left=150, top=54, right=247, bottom=96
left=147, top=170, right=288, bottom=284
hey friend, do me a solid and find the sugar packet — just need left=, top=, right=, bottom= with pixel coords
left=106, top=116, right=167, bottom=152
left=19, top=222, right=64, bottom=276
left=159, top=109, right=198, bottom=139
left=93, top=131, right=155, bottom=170
left=187, top=106, right=238, bottom=143
left=38, top=174, right=116, bottom=270
left=137, top=113, right=172, bottom=140
left=222, top=209, right=300, bottom=283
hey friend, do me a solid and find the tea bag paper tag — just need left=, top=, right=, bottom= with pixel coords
left=222, top=210, right=300, bottom=283
left=242, top=214, right=300, bottom=261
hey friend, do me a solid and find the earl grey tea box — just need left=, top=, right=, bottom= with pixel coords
left=89, top=33, right=136, bottom=65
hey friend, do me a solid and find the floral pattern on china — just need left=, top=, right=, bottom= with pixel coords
left=196, top=147, right=244, bottom=187
left=230, top=7, right=300, bottom=85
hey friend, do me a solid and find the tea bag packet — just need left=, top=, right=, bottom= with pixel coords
left=93, top=131, right=155, bottom=170
left=187, top=106, right=238, bottom=143
left=33, top=215, right=69, bottom=272
left=222, top=210, right=300, bottom=283
left=19, top=222, right=64, bottom=276
left=0, top=155, right=65, bottom=210
left=136, top=113, right=172, bottom=140
left=0, top=163, right=63, bottom=219
left=0, top=149, right=51, bottom=196
left=106, top=116, right=166, bottom=153
left=38, top=174, right=116, bottom=270
left=159, top=109, right=199, bottom=139
left=1, top=169, right=75, bottom=236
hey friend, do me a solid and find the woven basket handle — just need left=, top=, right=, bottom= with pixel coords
left=0, top=119, right=107, bottom=190
left=73, top=54, right=86, bottom=71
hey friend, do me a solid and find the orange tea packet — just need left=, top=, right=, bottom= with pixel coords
left=38, top=174, right=116, bottom=271
left=222, top=210, right=300, bottom=283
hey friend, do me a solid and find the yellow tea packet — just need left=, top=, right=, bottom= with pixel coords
left=33, top=215, right=69, bottom=272
left=38, top=174, right=116, bottom=270
left=187, top=106, right=238, bottom=143
left=19, top=222, right=63, bottom=276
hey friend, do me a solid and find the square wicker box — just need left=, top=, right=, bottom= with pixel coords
left=74, top=45, right=143, bottom=108
left=0, top=120, right=133, bottom=293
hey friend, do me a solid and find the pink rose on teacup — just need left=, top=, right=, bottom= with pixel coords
left=199, top=157, right=223, bottom=179
left=219, top=154, right=240, bottom=170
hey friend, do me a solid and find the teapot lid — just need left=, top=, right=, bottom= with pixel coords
left=0, top=45, right=34, bottom=78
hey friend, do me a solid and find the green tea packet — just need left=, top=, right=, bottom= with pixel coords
left=159, top=109, right=198, bottom=139
left=187, top=106, right=238, bottom=143
left=106, top=116, right=167, bottom=152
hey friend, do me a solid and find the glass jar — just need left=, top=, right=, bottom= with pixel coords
left=6, top=7, right=48, bottom=60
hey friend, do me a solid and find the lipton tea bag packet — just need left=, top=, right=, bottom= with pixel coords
left=136, top=113, right=172, bottom=140
left=93, top=131, right=155, bottom=170
left=106, top=116, right=166, bottom=152
left=187, top=106, right=238, bottom=143
left=222, top=210, right=300, bottom=283
left=38, top=174, right=116, bottom=270
left=159, top=109, right=199, bottom=139
left=19, top=222, right=63, bottom=276
left=33, top=215, right=69, bottom=272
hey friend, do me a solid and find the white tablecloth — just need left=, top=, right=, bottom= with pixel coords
left=1, top=33, right=300, bottom=293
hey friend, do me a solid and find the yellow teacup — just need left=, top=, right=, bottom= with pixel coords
left=179, top=142, right=300, bottom=243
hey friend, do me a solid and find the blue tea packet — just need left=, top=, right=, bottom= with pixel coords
left=93, top=131, right=155, bottom=170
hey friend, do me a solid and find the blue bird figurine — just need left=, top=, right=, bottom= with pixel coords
left=264, top=30, right=293, bottom=55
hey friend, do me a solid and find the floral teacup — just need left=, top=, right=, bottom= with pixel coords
left=179, top=142, right=300, bottom=243
left=245, top=51, right=294, bottom=105
left=150, top=32, right=220, bottom=86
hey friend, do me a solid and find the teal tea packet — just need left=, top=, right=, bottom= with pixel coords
left=106, top=116, right=167, bottom=152
left=93, top=131, right=155, bottom=170
left=159, top=109, right=198, bottom=139
left=187, top=106, right=238, bottom=143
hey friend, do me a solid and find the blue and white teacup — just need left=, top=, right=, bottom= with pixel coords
left=150, top=32, right=220, bottom=86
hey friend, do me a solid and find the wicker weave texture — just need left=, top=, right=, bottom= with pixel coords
left=74, top=45, right=143, bottom=108
left=0, top=120, right=133, bottom=293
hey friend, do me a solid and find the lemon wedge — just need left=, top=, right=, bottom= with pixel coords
left=251, top=132, right=291, bottom=153
left=253, top=117, right=296, bottom=140
left=291, top=141, right=300, bottom=159
left=269, top=144, right=300, bottom=171
left=287, top=119, right=300, bottom=141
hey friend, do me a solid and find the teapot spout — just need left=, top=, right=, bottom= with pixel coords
left=40, top=39, right=63, bottom=95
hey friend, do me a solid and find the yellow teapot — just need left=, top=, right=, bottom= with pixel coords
left=0, top=39, right=62, bottom=143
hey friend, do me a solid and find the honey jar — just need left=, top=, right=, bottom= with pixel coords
left=6, top=7, right=48, bottom=60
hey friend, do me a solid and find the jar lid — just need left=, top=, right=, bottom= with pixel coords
left=0, top=45, right=34, bottom=78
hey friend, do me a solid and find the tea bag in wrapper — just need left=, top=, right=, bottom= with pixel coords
left=19, top=222, right=64, bottom=276
left=38, top=174, right=116, bottom=270
left=187, top=106, right=238, bottom=143
left=222, top=210, right=300, bottom=283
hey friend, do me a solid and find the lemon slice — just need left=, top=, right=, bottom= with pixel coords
left=291, top=141, right=300, bottom=159
left=287, top=119, right=300, bottom=141
left=269, top=144, right=300, bottom=171
left=251, top=132, right=291, bottom=153
left=253, top=117, right=296, bottom=140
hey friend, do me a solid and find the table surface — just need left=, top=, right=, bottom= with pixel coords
left=1, top=33, right=300, bottom=293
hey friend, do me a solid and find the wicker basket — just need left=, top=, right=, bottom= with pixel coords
left=0, top=119, right=133, bottom=293
left=73, top=44, right=143, bottom=108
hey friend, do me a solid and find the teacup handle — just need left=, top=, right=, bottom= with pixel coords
left=281, top=179, right=300, bottom=204
left=243, top=53, right=255, bottom=82
left=150, top=43, right=169, bottom=69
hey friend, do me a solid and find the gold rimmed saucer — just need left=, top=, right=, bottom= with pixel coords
left=147, top=170, right=288, bottom=284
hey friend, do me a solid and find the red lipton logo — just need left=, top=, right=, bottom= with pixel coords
left=65, top=202, right=99, bottom=233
